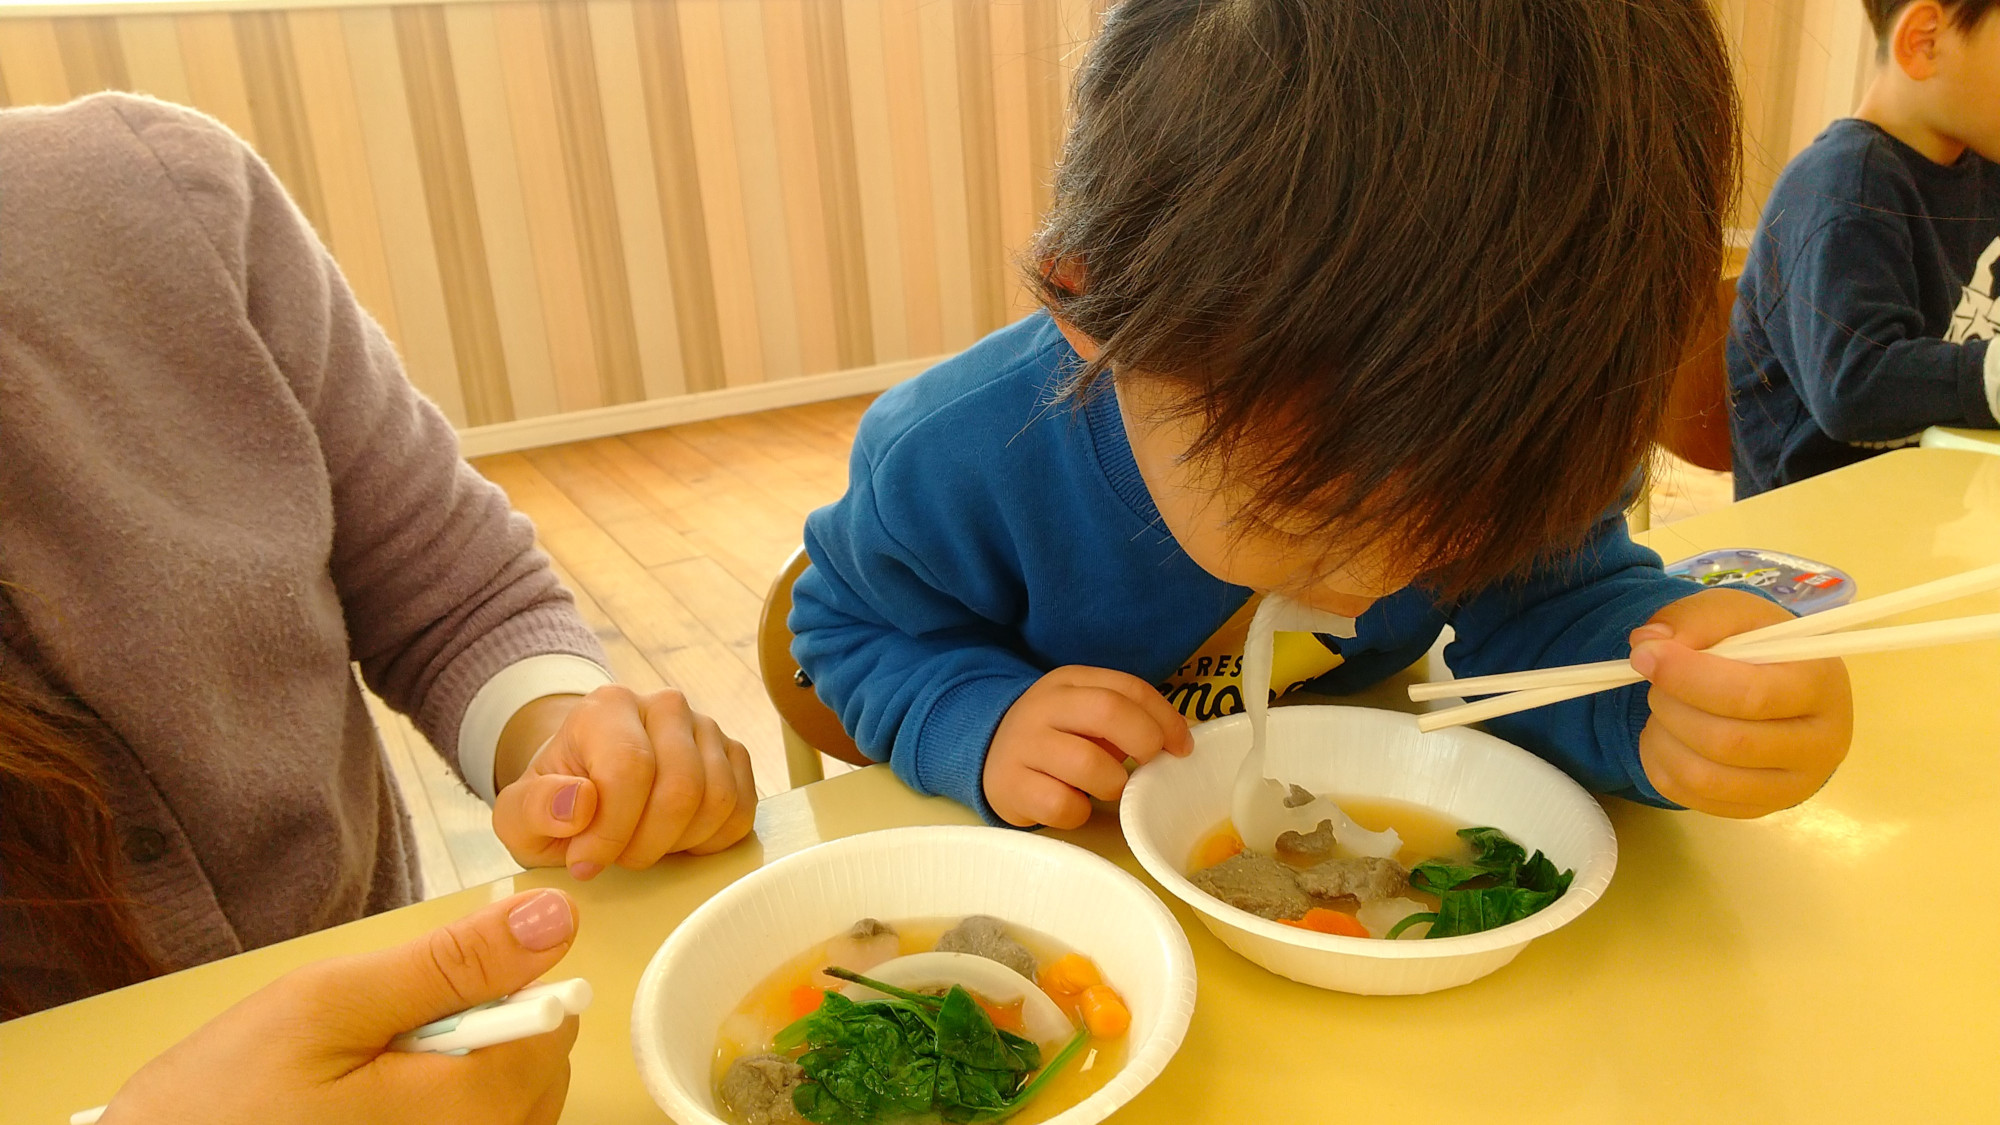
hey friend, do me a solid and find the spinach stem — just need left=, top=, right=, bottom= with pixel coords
left=1385, top=912, right=1438, bottom=941
left=822, top=967, right=945, bottom=1008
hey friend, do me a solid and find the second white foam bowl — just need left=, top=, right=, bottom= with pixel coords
left=1120, top=705, right=1617, bottom=995
left=632, top=825, right=1198, bottom=1125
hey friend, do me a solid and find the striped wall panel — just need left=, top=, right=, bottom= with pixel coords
left=0, top=0, right=1103, bottom=428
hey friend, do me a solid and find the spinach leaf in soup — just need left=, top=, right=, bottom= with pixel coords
left=935, top=987, right=1038, bottom=1073
left=777, top=967, right=1086, bottom=1125
left=1425, top=884, right=1566, bottom=938
left=1389, top=826, right=1575, bottom=940
left=1460, top=827, right=1528, bottom=874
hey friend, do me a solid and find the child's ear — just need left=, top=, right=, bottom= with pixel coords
left=1040, top=255, right=1087, bottom=299
left=1891, top=0, right=1945, bottom=80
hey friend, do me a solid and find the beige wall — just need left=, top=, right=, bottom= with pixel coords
left=0, top=0, right=1873, bottom=431
left=1717, top=0, right=1876, bottom=229
left=0, top=0, right=1101, bottom=437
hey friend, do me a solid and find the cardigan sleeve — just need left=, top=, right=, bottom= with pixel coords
left=115, top=97, right=609, bottom=788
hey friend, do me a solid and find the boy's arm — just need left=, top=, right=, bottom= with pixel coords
left=790, top=457, right=1042, bottom=824
left=1769, top=214, right=2000, bottom=440
left=1442, top=511, right=1705, bottom=806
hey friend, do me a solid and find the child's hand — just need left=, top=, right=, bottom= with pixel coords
left=984, top=666, right=1194, bottom=829
left=493, top=685, right=759, bottom=876
left=1630, top=588, right=1853, bottom=817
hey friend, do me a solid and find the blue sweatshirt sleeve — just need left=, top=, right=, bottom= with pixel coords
left=1441, top=511, right=1705, bottom=807
left=1771, top=212, right=2000, bottom=440
left=789, top=443, right=1039, bottom=825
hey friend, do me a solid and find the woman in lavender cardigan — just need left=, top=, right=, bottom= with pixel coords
left=1, top=93, right=755, bottom=1121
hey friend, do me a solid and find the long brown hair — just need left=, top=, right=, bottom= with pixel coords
left=0, top=677, right=163, bottom=1018
left=1033, top=0, right=1741, bottom=596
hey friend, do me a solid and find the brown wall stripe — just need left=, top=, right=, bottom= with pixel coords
left=51, top=17, right=127, bottom=96
left=393, top=4, right=515, bottom=426
left=762, top=0, right=840, bottom=380
left=543, top=0, right=647, bottom=408
left=232, top=12, right=330, bottom=239
left=878, top=0, right=944, bottom=358
left=953, top=0, right=1005, bottom=339
left=630, top=0, right=726, bottom=394
left=0, top=0, right=1120, bottom=429
left=801, top=0, right=874, bottom=371
left=1021, top=0, right=1063, bottom=224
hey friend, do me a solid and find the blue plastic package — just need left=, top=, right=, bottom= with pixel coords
left=1664, top=548, right=1857, bottom=615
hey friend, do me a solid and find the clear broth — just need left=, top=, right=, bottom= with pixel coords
left=712, top=917, right=1129, bottom=1125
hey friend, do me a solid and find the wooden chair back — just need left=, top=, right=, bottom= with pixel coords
left=1659, top=272, right=1741, bottom=474
left=759, top=546, right=869, bottom=777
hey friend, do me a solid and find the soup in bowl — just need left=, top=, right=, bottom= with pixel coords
left=1119, top=705, right=1617, bottom=995
left=632, top=825, right=1197, bottom=1125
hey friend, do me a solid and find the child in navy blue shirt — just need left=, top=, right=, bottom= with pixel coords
left=1730, top=0, right=2000, bottom=496
left=794, top=0, right=1853, bottom=830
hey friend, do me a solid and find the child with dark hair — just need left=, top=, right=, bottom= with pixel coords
left=794, top=0, right=1853, bottom=829
left=1730, top=0, right=2000, bottom=496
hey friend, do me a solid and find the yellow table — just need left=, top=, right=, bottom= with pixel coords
left=1922, top=425, right=2000, bottom=454
left=6, top=448, right=2000, bottom=1124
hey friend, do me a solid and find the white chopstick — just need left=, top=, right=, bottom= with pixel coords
left=1409, top=560, right=2000, bottom=703
left=1415, top=612, right=2000, bottom=733
left=1408, top=556, right=2000, bottom=732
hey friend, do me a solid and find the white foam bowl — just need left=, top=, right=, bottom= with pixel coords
left=632, top=825, right=1198, bottom=1124
left=1121, top=705, right=1616, bottom=995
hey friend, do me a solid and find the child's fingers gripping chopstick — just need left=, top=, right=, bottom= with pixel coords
left=1631, top=592, right=1852, bottom=815
left=1408, top=561, right=2000, bottom=704
left=1417, top=612, right=2000, bottom=732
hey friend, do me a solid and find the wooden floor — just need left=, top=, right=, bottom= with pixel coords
left=380, top=396, right=1737, bottom=897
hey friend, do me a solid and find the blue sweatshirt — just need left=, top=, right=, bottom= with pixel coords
left=1729, top=119, right=2000, bottom=498
left=792, top=313, right=1703, bottom=822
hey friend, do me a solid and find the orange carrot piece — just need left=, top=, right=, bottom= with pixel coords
left=1192, top=828, right=1245, bottom=870
left=1039, top=953, right=1103, bottom=997
left=1280, top=908, right=1369, bottom=938
left=977, top=996, right=1026, bottom=1033
left=788, top=985, right=825, bottom=1019
left=1078, top=984, right=1130, bottom=1039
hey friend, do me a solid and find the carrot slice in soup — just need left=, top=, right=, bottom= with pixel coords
left=1078, top=984, right=1130, bottom=1039
left=1039, top=953, right=1103, bottom=997
left=788, top=985, right=825, bottom=1019
left=1279, top=908, right=1369, bottom=938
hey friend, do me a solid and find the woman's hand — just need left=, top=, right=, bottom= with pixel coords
left=983, top=666, right=1193, bottom=829
left=1632, top=588, right=1854, bottom=817
left=493, top=685, right=758, bottom=878
left=100, top=890, right=581, bottom=1125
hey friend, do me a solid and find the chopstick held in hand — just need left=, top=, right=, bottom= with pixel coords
left=1409, top=562, right=2000, bottom=733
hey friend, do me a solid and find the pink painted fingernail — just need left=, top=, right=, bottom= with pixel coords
left=568, top=861, right=604, bottom=881
left=552, top=782, right=580, bottom=822
left=506, top=891, right=575, bottom=951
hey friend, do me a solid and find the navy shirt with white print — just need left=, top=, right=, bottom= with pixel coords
left=1728, top=118, right=2000, bottom=497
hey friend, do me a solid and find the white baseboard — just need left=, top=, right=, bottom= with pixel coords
left=456, top=354, right=944, bottom=457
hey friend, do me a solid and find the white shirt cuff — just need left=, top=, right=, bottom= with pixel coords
left=1985, top=336, right=2000, bottom=420
left=458, top=654, right=616, bottom=804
